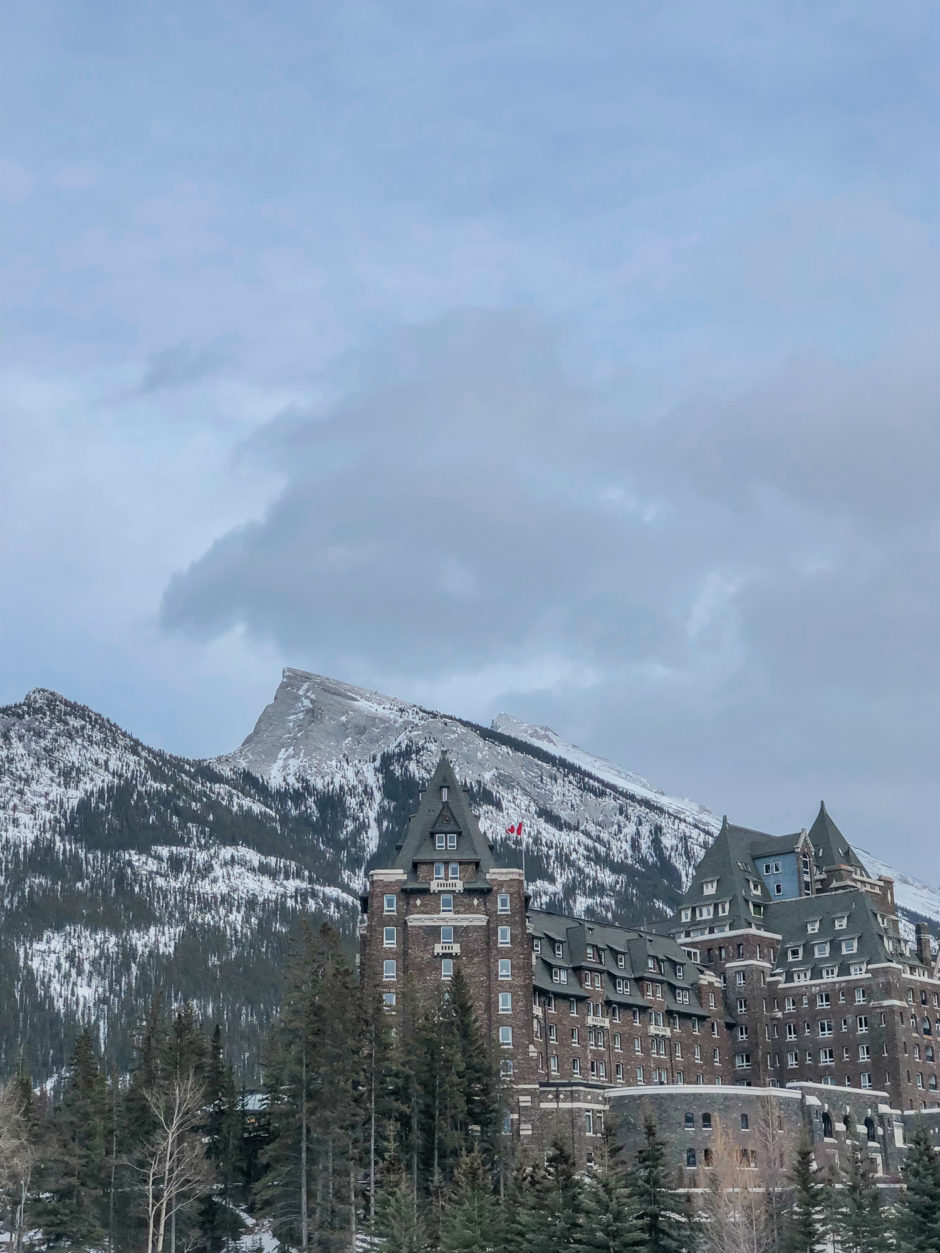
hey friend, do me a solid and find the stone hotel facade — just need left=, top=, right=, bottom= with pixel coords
left=359, top=754, right=940, bottom=1175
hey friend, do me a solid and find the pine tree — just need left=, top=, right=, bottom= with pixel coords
left=33, top=1028, right=110, bottom=1248
left=836, top=1138, right=886, bottom=1253
left=374, top=1169, right=427, bottom=1253
left=895, top=1120, right=940, bottom=1253
left=781, top=1132, right=831, bottom=1253
left=515, top=1139, right=584, bottom=1253
left=575, top=1130, right=644, bottom=1253
left=632, top=1118, right=687, bottom=1253
left=256, top=922, right=368, bottom=1253
left=197, top=1024, right=244, bottom=1251
left=438, top=1148, right=502, bottom=1253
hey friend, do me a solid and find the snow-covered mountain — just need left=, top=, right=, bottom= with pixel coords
left=2, top=667, right=938, bottom=1080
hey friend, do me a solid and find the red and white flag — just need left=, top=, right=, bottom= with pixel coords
left=505, top=821, right=524, bottom=837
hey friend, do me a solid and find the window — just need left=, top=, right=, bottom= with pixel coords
left=585, top=1110, right=594, bottom=1136
left=383, top=927, right=396, bottom=946
left=498, top=926, right=511, bottom=946
left=855, top=988, right=867, bottom=1004
left=820, top=1048, right=834, bottom=1066
left=572, top=1058, right=581, bottom=1076
left=447, top=833, right=457, bottom=849
left=807, top=920, right=820, bottom=934
left=434, top=862, right=445, bottom=878
left=787, top=946, right=803, bottom=961
left=440, top=894, right=454, bottom=913
left=383, top=894, right=396, bottom=913
left=449, top=862, right=459, bottom=879
left=499, top=1026, right=513, bottom=1047
left=775, top=883, right=783, bottom=895
left=548, top=1025, right=557, bottom=1043
left=533, top=938, right=541, bottom=955
left=835, top=915, right=848, bottom=930
left=496, top=893, right=511, bottom=914
left=821, top=966, right=838, bottom=980
left=740, top=1113, right=749, bottom=1130
left=441, top=785, right=448, bottom=801
left=435, top=834, right=446, bottom=849
left=613, top=1032, right=621, bottom=1050
left=383, top=960, right=397, bottom=981
left=842, top=938, right=858, bottom=954
left=615, top=1063, right=623, bottom=1082
left=701, top=1113, right=712, bottom=1129
left=498, top=959, right=512, bottom=979
left=703, top=879, right=717, bottom=894
left=813, top=942, right=830, bottom=958
left=681, top=908, right=692, bottom=922
left=383, top=992, right=396, bottom=1009
left=441, top=958, right=453, bottom=979
left=549, top=1055, right=559, bottom=1074
left=440, top=925, right=454, bottom=943
left=500, top=1059, right=513, bottom=1079
left=818, top=1021, right=833, bottom=1037
left=617, top=953, right=626, bottom=968
left=498, top=992, right=512, bottom=1013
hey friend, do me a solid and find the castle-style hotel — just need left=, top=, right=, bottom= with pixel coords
left=360, top=755, right=940, bottom=1175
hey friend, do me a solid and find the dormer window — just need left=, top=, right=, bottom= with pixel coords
left=702, top=879, right=717, bottom=895
left=807, top=920, right=820, bottom=934
left=447, top=833, right=457, bottom=850
left=435, top=834, right=446, bottom=849
left=835, top=916, right=848, bottom=930
left=617, top=954, right=625, bottom=969
left=554, top=942, right=564, bottom=958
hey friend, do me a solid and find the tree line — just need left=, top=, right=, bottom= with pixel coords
left=1, top=921, right=940, bottom=1251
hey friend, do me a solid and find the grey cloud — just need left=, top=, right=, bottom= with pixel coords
left=160, top=308, right=940, bottom=869
left=132, top=340, right=232, bottom=397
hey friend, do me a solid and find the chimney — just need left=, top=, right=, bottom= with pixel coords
left=915, top=922, right=933, bottom=968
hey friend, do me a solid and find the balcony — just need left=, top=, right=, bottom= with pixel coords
left=587, top=1014, right=610, bottom=1029
left=648, top=1023, right=671, bottom=1037
left=430, top=880, right=463, bottom=893
left=434, top=942, right=461, bottom=956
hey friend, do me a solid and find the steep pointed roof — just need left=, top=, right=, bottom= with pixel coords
left=808, top=801, right=867, bottom=874
left=393, top=753, right=496, bottom=880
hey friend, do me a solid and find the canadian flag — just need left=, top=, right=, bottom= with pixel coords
left=505, top=821, right=524, bottom=837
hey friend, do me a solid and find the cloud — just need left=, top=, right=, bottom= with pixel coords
left=131, top=340, right=233, bottom=397
left=159, top=306, right=940, bottom=863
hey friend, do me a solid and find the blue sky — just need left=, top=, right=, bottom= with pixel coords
left=3, top=2, right=940, bottom=876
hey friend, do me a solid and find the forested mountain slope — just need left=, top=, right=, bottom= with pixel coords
left=1, top=669, right=936, bottom=1080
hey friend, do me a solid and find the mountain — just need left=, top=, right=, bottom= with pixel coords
left=1, top=667, right=937, bottom=1080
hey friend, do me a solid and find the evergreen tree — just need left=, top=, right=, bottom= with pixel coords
left=256, top=922, right=367, bottom=1252
left=374, top=1169, right=427, bottom=1253
left=781, top=1132, right=831, bottom=1253
left=895, top=1120, right=940, bottom=1253
left=836, top=1139, right=886, bottom=1253
left=575, top=1130, right=644, bottom=1253
left=515, top=1139, right=584, bottom=1253
left=32, top=1028, right=110, bottom=1248
left=197, top=1025, right=244, bottom=1251
left=632, top=1118, right=687, bottom=1253
left=439, top=1148, right=502, bottom=1253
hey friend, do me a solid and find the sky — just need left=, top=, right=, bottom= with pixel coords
left=3, top=1, right=940, bottom=879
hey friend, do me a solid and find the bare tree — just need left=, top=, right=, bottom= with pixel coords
left=752, top=1095, right=797, bottom=1250
left=695, top=1117, right=772, bottom=1253
left=0, top=1080, right=36, bottom=1253
left=135, top=1072, right=211, bottom=1253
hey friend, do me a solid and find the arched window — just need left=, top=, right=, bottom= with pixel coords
left=822, top=1111, right=833, bottom=1138
left=864, top=1116, right=877, bottom=1142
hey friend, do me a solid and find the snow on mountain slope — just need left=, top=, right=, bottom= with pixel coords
left=223, top=669, right=720, bottom=921
left=4, top=667, right=940, bottom=1082
left=859, top=848, right=940, bottom=927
